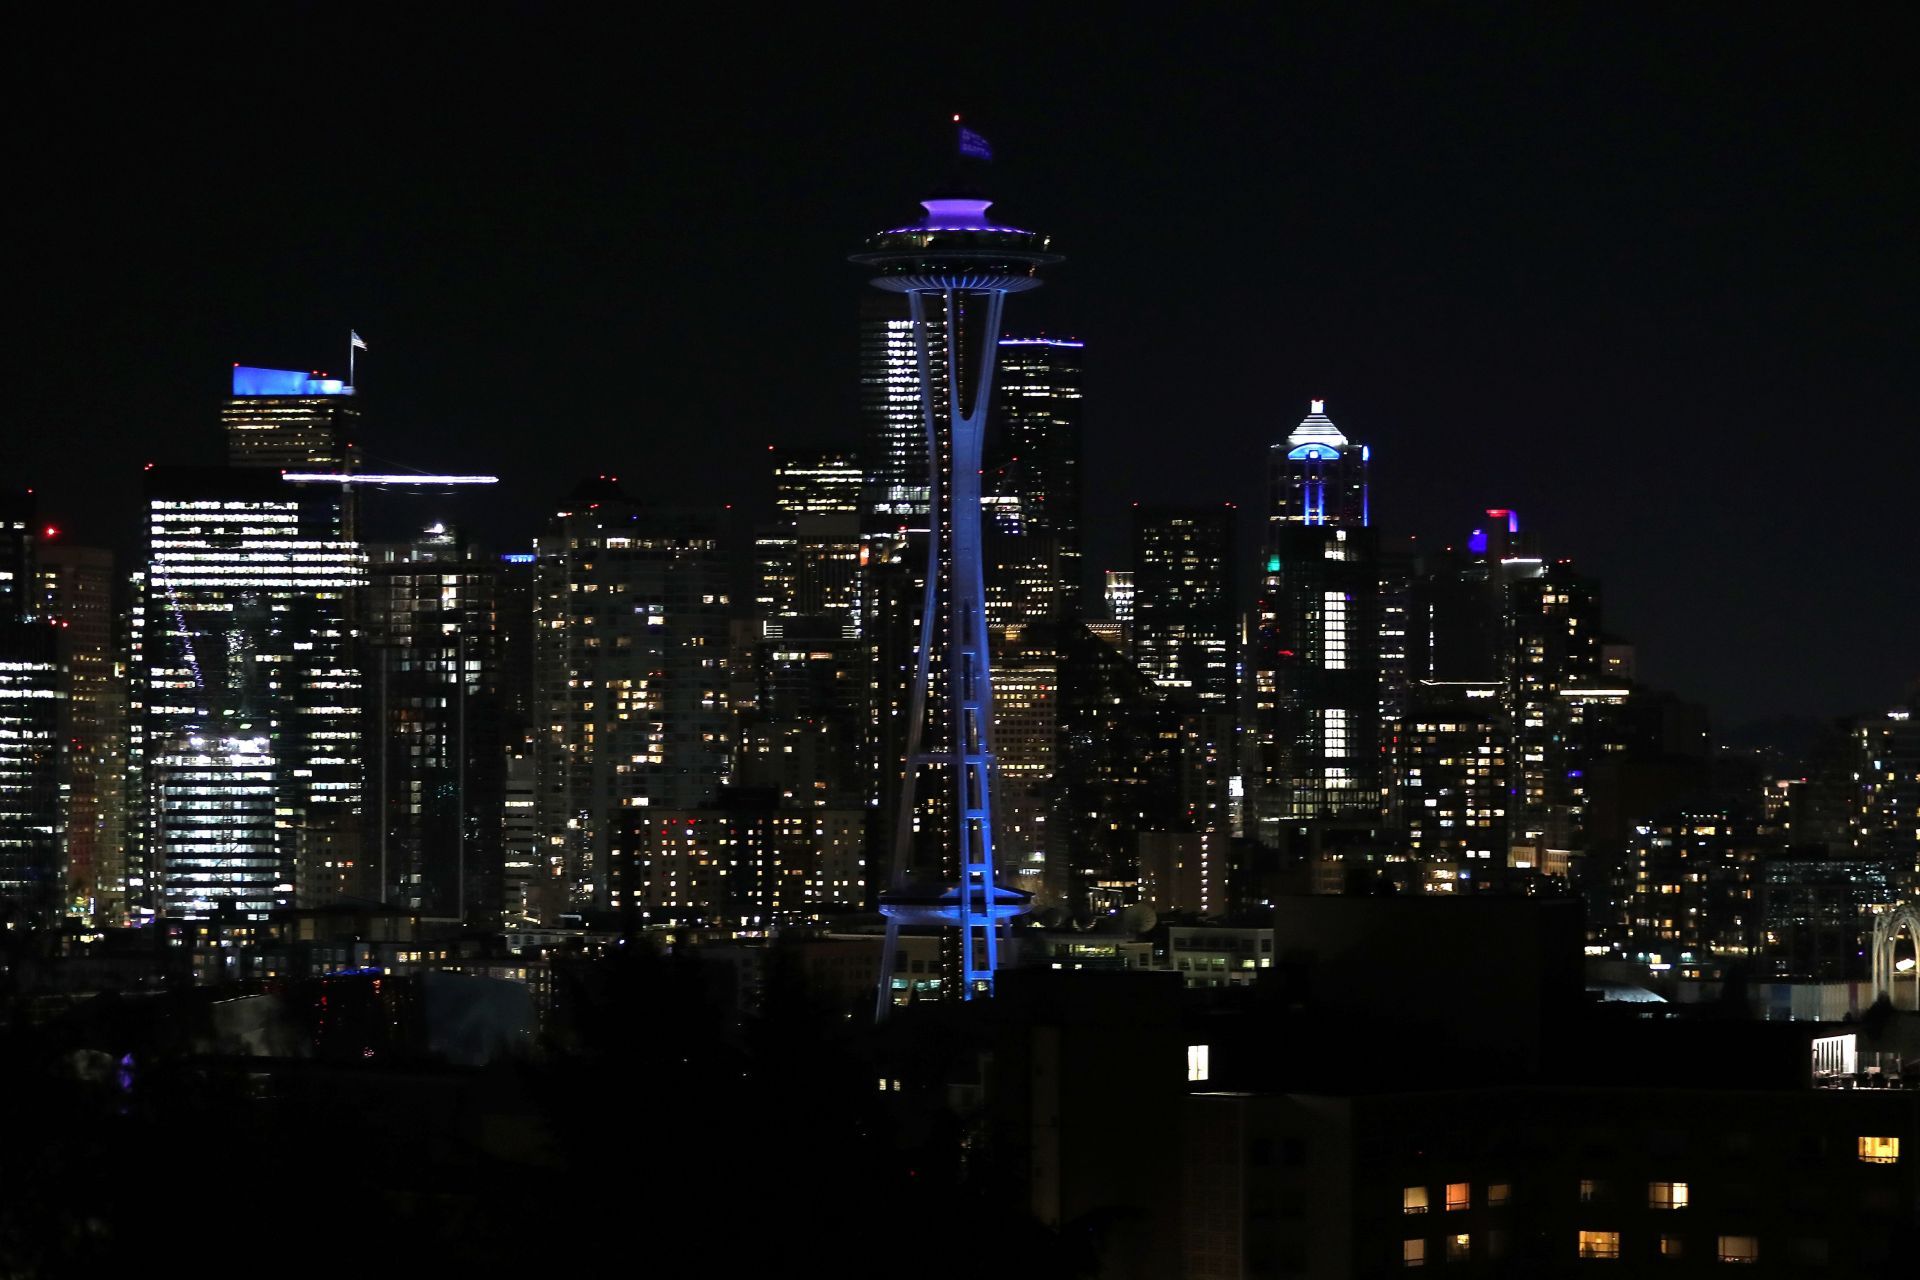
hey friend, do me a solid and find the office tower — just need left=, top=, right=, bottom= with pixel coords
left=992, top=623, right=1065, bottom=904
left=364, top=527, right=509, bottom=921
left=222, top=365, right=363, bottom=471
left=1247, top=400, right=1380, bottom=844
left=851, top=162, right=1059, bottom=1008
left=1132, top=505, right=1236, bottom=708
left=858, top=294, right=941, bottom=533
left=0, top=619, right=64, bottom=923
left=1054, top=621, right=1186, bottom=908
left=134, top=467, right=364, bottom=920
left=531, top=479, right=733, bottom=915
left=755, top=448, right=863, bottom=640
left=1399, top=512, right=1612, bottom=878
left=35, top=543, right=125, bottom=921
left=984, top=336, right=1084, bottom=636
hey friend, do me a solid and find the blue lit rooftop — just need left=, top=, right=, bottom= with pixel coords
left=231, top=366, right=353, bottom=398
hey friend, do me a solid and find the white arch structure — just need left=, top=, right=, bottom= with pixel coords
left=1870, top=903, right=1920, bottom=1010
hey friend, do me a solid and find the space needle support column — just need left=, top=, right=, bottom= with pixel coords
left=947, top=287, right=1008, bottom=993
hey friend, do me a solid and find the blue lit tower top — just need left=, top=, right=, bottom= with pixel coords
left=854, top=161, right=1057, bottom=1017
left=1271, top=398, right=1369, bottom=529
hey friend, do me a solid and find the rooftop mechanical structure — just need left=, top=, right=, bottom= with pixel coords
left=853, top=180, right=1060, bottom=1016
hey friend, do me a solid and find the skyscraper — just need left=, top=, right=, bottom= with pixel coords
left=858, top=295, right=942, bottom=534
left=134, top=467, right=364, bottom=920
left=1132, top=505, right=1236, bottom=708
left=531, top=480, right=733, bottom=914
left=851, top=158, right=1059, bottom=1007
left=984, top=336, right=1084, bottom=637
left=222, top=365, right=363, bottom=471
left=1247, top=400, right=1380, bottom=844
left=364, top=527, right=510, bottom=920
left=755, top=448, right=863, bottom=639
left=35, top=542, right=124, bottom=921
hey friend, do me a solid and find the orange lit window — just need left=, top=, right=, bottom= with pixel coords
left=1857, top=1136, right=1899, bottom=1164
left=1578, top=1230, right=1620, bottom=1260
left=1445, top=1182, right=1470, bottom=1211
left=1649, top=1181, right=1689, bottom=1210
left=1403, top=1186, right=1429, bottom=1214
left=1403, top=1238, right=1427, bottom=1267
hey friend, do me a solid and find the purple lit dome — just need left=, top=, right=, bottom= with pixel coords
left=852, top=195, right=1061, bottom=293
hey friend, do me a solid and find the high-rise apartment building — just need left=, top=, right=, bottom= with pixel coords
left=1132, top=505, right=1236, bottom=708
left=1853, top=700, right=1918, bottom=893
left=222, top=365, right=363, bottom=471
left=35, top=543, right=125, bottom=921
left=531, top=480, right=733, bottom=914
left=364, top=528, right=510, bottom=921
left=1247, top=401, right=1380, bottom=843
left=134, top=467, right=364, bottom=920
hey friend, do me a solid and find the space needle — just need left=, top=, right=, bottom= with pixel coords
left=853, top=121, right=1061, bottom=1016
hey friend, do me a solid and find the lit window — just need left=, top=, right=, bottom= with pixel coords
left=1446, top=1182, right=1470, bottom=1211
left=1578, top=1230, right=1620, bottom=1260
left=1649, top=1181, right=1689, bottom=1210
left=1403, top=1185, right=1429, bottom=1214
left=1579, top=1178, right=1599, bottom=1202
left=1717, top=1235, right=1758, bottom=1264
left=1446, top=1233, right=1469, bottom=1261
left=1660, top=1235, right=1684, bottom=1259
left=1487, top=1182, right=1511, bottom=1208
left=1403, top=1239, right=1426, bottom=1267
left=1857, top=1136, right=1900, bottom=1164
left=1186, top=1043, right=1210, bottom=1083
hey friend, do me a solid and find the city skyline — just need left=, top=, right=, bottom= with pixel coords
left=9, top=10, right=1916, bottom=727
left=2, top=13, right=1917, bottom=1274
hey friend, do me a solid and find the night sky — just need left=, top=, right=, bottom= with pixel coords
left=9, top=6, right=1916, bottom=729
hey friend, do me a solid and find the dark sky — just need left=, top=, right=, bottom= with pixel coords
left=8, top=5, right=1916, bottom=728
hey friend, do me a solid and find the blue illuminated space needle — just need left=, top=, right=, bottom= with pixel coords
left=853, top=124, right=1060, bottom=1017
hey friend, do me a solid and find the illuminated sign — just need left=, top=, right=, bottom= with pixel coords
left=231, top=366, right=351, bottom=397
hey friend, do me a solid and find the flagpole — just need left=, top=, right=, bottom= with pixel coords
left=349, top=331, right=356, bottom=388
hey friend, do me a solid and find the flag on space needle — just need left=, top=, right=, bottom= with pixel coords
left=958, top=125, right=992, bottom=161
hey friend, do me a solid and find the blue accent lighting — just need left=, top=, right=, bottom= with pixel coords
left=232, top=366, right=352, bottom=397
left=1286, top=443, right=1340, bottom=461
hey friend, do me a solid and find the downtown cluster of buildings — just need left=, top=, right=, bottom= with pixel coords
left=2, top=178, right=1917, bottom=1279
left=0, top=303, right=1916, bottom=1009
